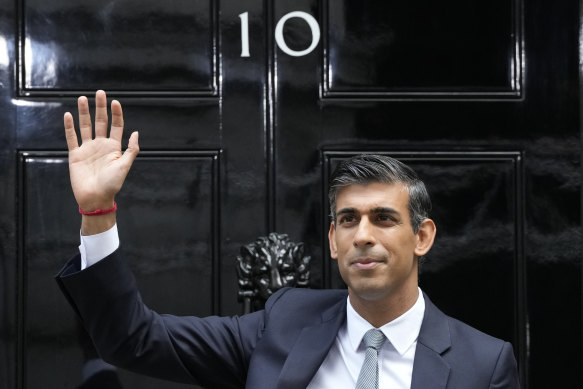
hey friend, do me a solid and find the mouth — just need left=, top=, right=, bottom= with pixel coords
left=351, top=257, right=384, bottom=270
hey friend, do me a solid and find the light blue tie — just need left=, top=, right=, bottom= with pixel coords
left=355, top=329, right=387, bottom=389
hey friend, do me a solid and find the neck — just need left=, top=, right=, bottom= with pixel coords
left=348, top=286, right=419, bottom=328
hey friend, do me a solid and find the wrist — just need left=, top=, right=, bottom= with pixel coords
left=79, top=202, right=117, bottom=216
left=78, top=198, right=116, bottom=214
left=81, top=212, right=117, bottom=236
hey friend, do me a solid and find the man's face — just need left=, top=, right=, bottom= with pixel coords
left=329, top=182, right=432, bottom=303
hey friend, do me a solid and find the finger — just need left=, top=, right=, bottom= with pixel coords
left=109, top=100, right=124, bottom=142
left=94, top=90, right=108, bottom=138
left=120, top=131, right=140, bottom=168
left=64, top=112, right=79, bottom=151
left=77, top=96, right=92, bottom=143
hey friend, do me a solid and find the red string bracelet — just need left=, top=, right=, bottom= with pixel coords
left=78, top=202, right=117, bottom=216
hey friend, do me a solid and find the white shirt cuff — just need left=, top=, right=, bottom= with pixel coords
left=79, top=224, right=120, bottom=270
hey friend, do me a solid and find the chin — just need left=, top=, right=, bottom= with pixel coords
left=349, top=283, right=390, bottom=302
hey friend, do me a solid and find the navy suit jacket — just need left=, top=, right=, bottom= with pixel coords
left=56, top=251, right=520, bottom=388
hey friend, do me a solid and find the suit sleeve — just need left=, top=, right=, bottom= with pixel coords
left=489, top=342, right=521, bottom=389
left=55, top=250, right=264, bottom=388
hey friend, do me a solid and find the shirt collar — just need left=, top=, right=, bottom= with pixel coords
left=346, top=287, right=425, bottom=356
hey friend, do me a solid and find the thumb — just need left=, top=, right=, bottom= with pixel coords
left=120, top=131, right=140, bottom=167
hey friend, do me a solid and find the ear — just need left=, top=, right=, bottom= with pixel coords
left=414, top=218, right=436, bottom=257
left=328, top=222, right=339, bottom=260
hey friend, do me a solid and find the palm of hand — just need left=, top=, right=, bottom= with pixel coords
left=69, top=138, right=127, bottom=211
left=64, top=91, right=139, bottom=212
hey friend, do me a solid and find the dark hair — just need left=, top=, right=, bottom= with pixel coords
left=328, top=154, right=431, bottom=233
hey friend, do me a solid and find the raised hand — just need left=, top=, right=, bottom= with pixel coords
left=64, top=90, right=139, bottom=233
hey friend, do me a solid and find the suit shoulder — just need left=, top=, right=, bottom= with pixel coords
left=420, top=294, right=511, bottom=363
left=263, top=288, right=347, bottom=324
left=446, top=315, right=507, bottom=351
left=266, top=287, right=346, bottom=307
left=441, top=315, right=519, bottom=387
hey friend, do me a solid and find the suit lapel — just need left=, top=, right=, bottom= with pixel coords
left=276, top=292, right=452, bottom=389
left=411, top=293, right=452, bottom=389
left=276, top=297, right=346, bottom=389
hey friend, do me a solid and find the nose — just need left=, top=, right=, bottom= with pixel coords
left=353, top=217, right=376, bottom=248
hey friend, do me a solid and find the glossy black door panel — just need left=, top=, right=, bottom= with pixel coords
left=323, top=0, right=521, bottom=98
left=323, top=152, right=524, bottom=346
left=19, top=152, right=216, bottom=388
left=21, top=0, right=216, bottom=95
left=18, top=154, right=79, bottom=389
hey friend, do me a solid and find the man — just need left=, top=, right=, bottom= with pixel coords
left=56, top=91, right=520, bottom=388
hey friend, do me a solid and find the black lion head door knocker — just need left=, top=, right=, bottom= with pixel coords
left=236, top=233, right=311, bottom=313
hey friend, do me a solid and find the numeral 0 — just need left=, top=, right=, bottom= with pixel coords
left=239, top=11, right=321, bottom=57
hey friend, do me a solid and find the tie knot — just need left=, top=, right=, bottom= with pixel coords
left=362, top=329, right=386, bottom=351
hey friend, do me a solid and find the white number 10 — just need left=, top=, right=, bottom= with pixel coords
left=239, top=11, right=321, bottom=58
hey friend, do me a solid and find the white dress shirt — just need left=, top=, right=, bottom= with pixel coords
left=79, top=225, right=425, bottom=389
left=307, top=290, right=425, bottom=389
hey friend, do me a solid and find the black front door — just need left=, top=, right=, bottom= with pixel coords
left=0, top=0, right=580, bottom=388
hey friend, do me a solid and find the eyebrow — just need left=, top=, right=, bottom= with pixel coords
left=336, top=207, right=401, bottom=217
left=371, top=207, right=400, bottom=216
left=336, top=207, right=356, bottom=216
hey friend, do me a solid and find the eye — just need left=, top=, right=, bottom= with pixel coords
left=338, top=214, right=356, bottom=224
left=376, top=213, right=397, bottom=224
